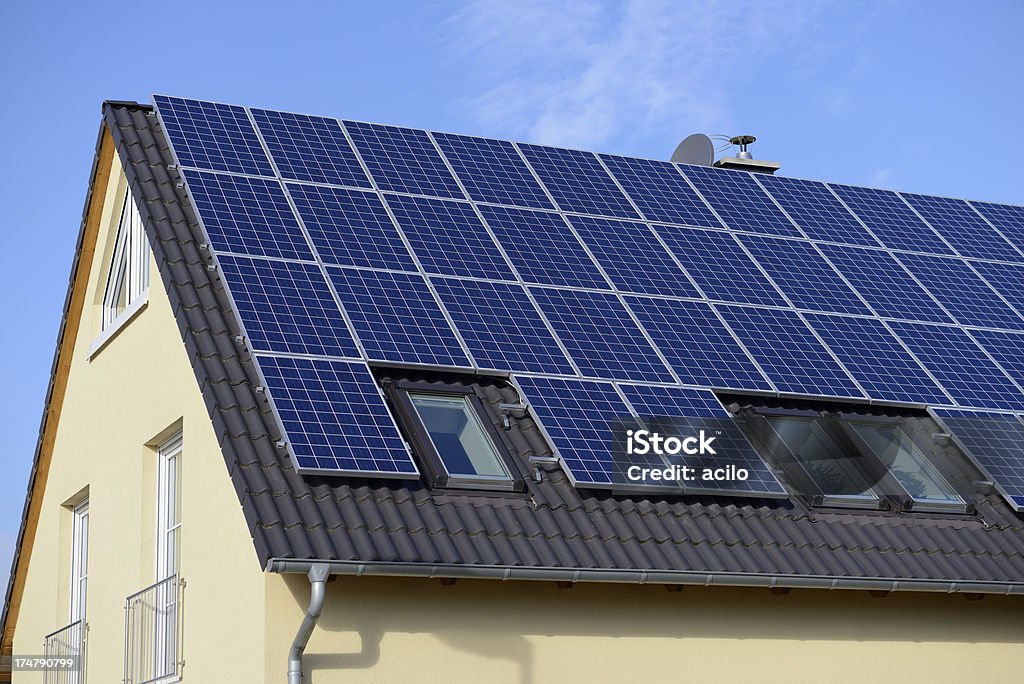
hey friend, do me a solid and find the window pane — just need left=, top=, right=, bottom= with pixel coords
left=767, top=416, right=876, bottom=496
left=851, top=423, right=962, bottom=503
left=410, top=394, right=509, bottom=479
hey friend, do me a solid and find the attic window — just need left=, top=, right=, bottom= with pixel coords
left=102, top=195, right=150, bottom=331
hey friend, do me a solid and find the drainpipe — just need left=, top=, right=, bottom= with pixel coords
left=287, top=563, right=331, bottom=684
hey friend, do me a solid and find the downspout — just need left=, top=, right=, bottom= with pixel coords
left=287, top=563, right=331, bottom=684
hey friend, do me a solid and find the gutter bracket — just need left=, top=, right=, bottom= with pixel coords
left=286, top=563, right=331, bottom=684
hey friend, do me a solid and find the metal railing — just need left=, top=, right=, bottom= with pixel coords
left=124, top=574, right=184, bottom=684
left=43, top=619, right=86, bottom=684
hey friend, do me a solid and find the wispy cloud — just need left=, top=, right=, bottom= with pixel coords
left=444, top=0, right=826, bottom=150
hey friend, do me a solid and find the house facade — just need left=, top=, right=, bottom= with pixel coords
left=3, top=98, right=1024, bottom=683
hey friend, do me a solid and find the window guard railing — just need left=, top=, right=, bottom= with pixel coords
left=43, top=619, right=87, bottom=684
left=123, top=574, right=184, bottom=684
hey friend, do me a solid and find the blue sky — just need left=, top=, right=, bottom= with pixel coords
left=1, top=0, right=1022, bottom=595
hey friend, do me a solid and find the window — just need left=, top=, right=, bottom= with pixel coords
left=383, top=379, right=523, bottom=491
left=102, top=195, right=150, bottom=331
left=70, top=499, right=89, bottom=623
left=156, top=434, right=182, bottom=580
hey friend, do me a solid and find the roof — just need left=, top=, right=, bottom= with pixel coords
left=101, top=100, right=1024, bottom=592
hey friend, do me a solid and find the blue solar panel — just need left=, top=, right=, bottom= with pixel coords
left=286, top=183, right=416, bottom=271
left=384, top=194, right=515, bottom=280
left=327, top=267, right=471, bottom=368
left=598, top=154, right=722, bottom=227
left=888, top=322, right=1024, bottom=410
left=967, top=329, right=1024, bottom=389
left=256, top=355, right=416, bottom=476
left=218, top=255, right=358, bottom=358
left=716, top=306, right=864, bottom=398
left=251, top=108, right=370, bottom=188
left=803, top=313, right=949, bottom=405
left=740, top=236, right=872, bottom=315
left=757, top=175, right=881, bottom=247
left=515, top=376, right=636, bottom=487
left=343, top=121, right=464, bottom=199
left=968, top=261, right=1024, bottom=320
left=901, top=193, right=1023, bottom=262
left=625, top=297, right=772, bottom=391
left=530, top=288, right=674, bottom=382
left=432, top=132, right=554, bottom=209
left=517, top=144, right=640, bottom=219
left=432, top=278, right=575, bottom=375
left=653, top=225, right=788, bottom=307
left=568, top=215, right=700, bottom=297
left=183, top=170, right=314, bottom=261
left=828, top=184, right=954, bottom=255
left=479, top=205, right=608, bottom=288
left=815, top=244, right=954, bottom=324
left=970, top=201, right=1024, bottom=255
left=679, top=165, right=801, bottom=237
left=896, top=253, right=1024, bottom=330
left=154, top=96, right=274, bottom=176
left=930, top=409, right=1024, bottom=510
left=618, top=384, right=787, bottom=497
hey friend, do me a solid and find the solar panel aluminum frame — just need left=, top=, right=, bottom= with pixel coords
left=927, top=408, right=1024, bottom=512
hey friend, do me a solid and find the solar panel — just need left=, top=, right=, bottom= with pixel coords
left=343, top=121, right=465, bottom=199
left=756, top=175, right=881, bottom=247
left=896, top=252, right=1024, bottom=330
left=966, top=329, right=1024, bottom=388
left=432, top=132, right=554, bottom=209
left=517, top=144, right=641, bottom=219
left=740, top=235, right=872, bottom=315
left=929, top=408, right=1024, bottom=510
left=286, top=183, right=417, bottom=271
left=967, top=261, right=1024, bottom=320
left=384, top=194, right=514, bottom=280
left=529, top=287, right=674, bottom=382
left=154, top=95, right=274, bottom=176
left=431, top=278, right=575, bottom=375
left=716, top=306, right=864, bottom=398
left=653, top=225, right=788, bottom=307
left=618, top=384, right=787, bottom=497
left=478, top=205, right=609, bottom=288
left=514, top=376, right=637, bottom=487
left=217, top=255, right=359, bottom=358
left=326, top=267, right=472, bottom=368
left=903, top=193, right=1024, bottom=262
left=250, top=108, right=370, bottom=188
left=598, top=154, right=722, bottom=227
left=256, top=355, right=417, bottom=477
left=567, top=215, right=701, bottom=297
left=182, top=170, right=314, bottom=261
left=828, top=184, right=954, bottom=255
left=803, top=313, right=949, bottom=405
left=625, top=297, right=772, bottom=391
left=679, top=165, right=801, bottom=237
left=815, top=244, right=954, bottom=324
left=970, top=201, right=1024, bottom=254
left=888, top=321, right=1024, bottom=410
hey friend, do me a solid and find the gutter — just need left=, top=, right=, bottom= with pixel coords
left=266, top=559, right=1024, bottom=596
left=287, top=564, right=330, bottom=684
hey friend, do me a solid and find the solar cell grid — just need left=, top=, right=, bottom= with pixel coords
left=968, top=261, right=1024, bottom=320
left=251, top=108, right=371, bottom=188
left=901, top=193, right=1024, bottom=262
left=432, top=132, right=554, bottom=209
left=183, top=170, right=314, bottom=261
left=155, top=95, right=274, bottom=176
left=679, top=165, right=801, bottom=237
left=286, top=183, right=417, bottom=271
left=384, top=194, right=515, bottom=280
left=930, top=409, right=1024, bottom=510
left=517, top=144, right=641, bottom=219
left=343, top=121, right=465, bottom=199
left=568, top=215, right=700, bottom=297
left=598, top=154, right=722, bottom=227
left=828, top=184, right=954, bottom=255
left=740, top=235, right=872, bottom=315
left=716, top=306, right=864, bottom=398
left=757, top=175, right=881, bottom=247
left=970, top=201, right=1024, bottom=254
left=479, top=205, right=609, bottom=288
left=327, top=267, right=472, bottom=368
left=257, top=355, right=416, bottom=475
left=967, top=329, right=1024, bottom=389
left=888, top=321, right=1024, bottom=410
left=431, top=278, right=575, bottom=374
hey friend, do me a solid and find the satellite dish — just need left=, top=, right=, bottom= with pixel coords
left=671, top=133, right=715, bottom=166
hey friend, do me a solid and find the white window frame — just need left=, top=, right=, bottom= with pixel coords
left=156, top=434, right=182, bottom=581
left=70, top=499, right=89, bottom=623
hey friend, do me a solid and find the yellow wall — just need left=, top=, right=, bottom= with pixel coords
left=12, top=154, right=266, bottom=682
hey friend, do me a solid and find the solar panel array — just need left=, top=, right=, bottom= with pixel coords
left=155, top=95, right=1024, bottom=491
left=930, top=408, right=1024, bottom=510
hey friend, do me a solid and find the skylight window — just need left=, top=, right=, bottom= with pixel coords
left=102, top=195, right=150, bottom=330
